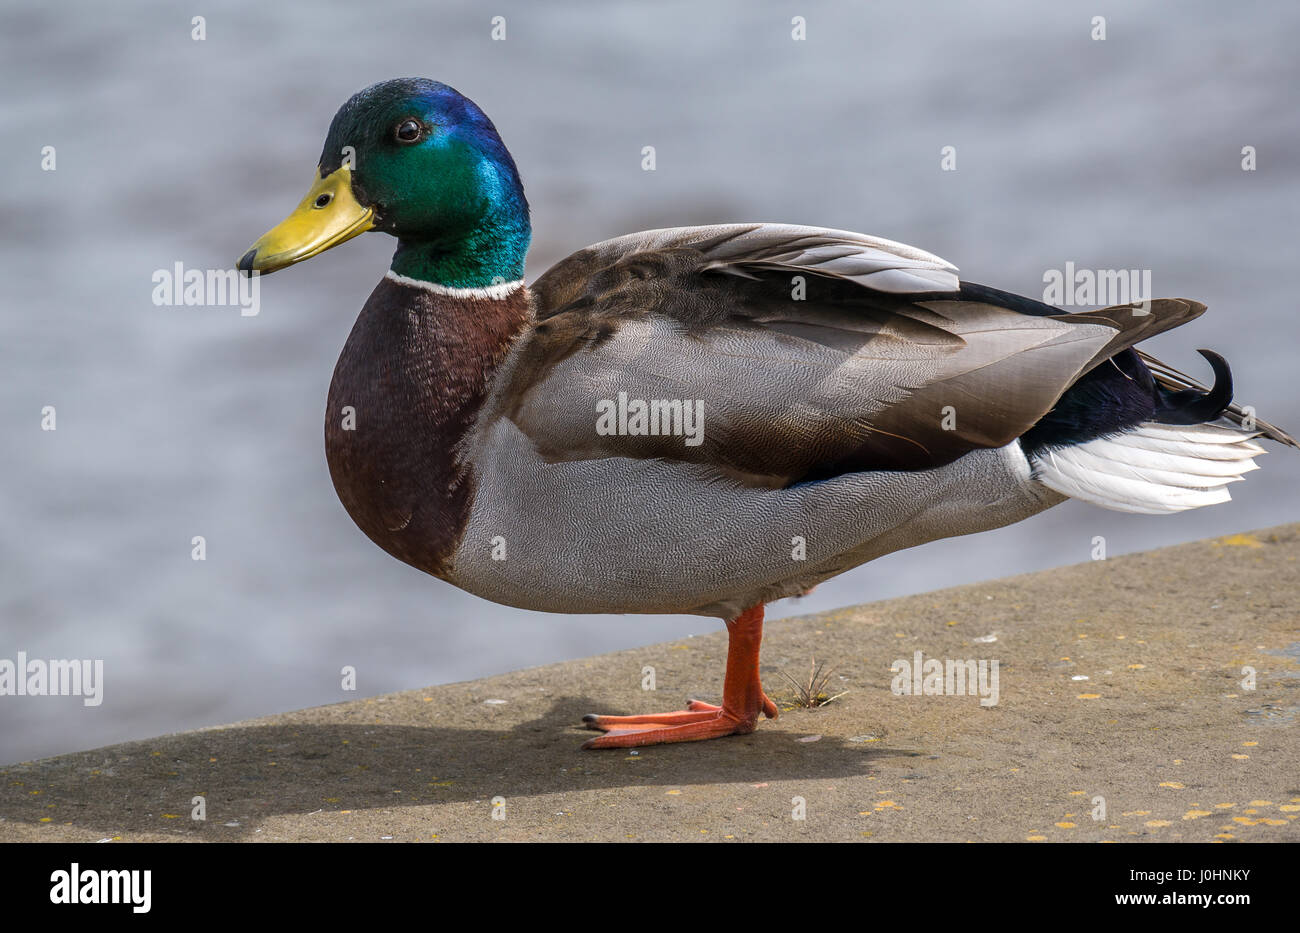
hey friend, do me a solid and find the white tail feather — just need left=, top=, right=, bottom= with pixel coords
left=1031, top=422, right=1265, bottom=514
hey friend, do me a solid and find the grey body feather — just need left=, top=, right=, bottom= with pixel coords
left=440, top=223, right=1203, bottom=616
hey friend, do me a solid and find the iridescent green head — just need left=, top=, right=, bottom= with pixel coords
left=240, top=78, right=531, bottom=289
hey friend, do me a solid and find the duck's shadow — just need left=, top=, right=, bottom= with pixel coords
left=3, top=697, right=904, bottom=838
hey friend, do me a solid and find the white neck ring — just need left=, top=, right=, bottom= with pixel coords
left=385, top=270, right=525, bottom=299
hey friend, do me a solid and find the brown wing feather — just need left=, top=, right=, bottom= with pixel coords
left=496, top=226, right=1211, bottom=484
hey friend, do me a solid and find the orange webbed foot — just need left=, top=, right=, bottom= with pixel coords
left=579, top=605, right=777, bottom=749
left=580, top=703, right=756, bottom=749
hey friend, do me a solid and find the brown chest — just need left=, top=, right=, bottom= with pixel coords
left=324, top=276, right=530, bottom=578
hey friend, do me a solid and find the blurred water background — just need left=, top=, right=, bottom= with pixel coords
left=2, top=0, right=1297, bottom=764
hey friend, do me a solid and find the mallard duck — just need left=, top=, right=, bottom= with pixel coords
left=239, top=78, right=1294, bottom=749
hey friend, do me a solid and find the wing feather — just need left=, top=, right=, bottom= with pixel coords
left=492, top=225, right=1195, bottom=485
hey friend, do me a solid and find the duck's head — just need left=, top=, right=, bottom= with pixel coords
left=239, top=78, right=530, bottom=288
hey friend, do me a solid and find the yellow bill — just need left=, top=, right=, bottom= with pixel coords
left=238, top=167, right=374, bottom=274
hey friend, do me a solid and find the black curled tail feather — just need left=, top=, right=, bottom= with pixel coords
left=1152, top=349, right=1232, bottom=426
left=1137, top=348, right=1298, bottom=447
left=1019, top=345, right=1285, bottom=458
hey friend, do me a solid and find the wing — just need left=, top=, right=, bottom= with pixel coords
left=492, top=224, right=1203, bottom=487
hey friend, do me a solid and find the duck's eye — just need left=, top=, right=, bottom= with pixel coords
left=395, top=119, right=422, bottom=143
left=314, top=192, right=333, bottom=209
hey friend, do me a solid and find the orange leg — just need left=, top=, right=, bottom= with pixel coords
left=581, top=604, right=778, bottom=749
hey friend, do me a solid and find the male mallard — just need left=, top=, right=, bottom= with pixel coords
left=239, top=78, right=1294, bottom=749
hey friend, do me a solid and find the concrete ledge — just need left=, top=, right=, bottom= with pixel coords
left=2, top=525, right=1298, bottom=842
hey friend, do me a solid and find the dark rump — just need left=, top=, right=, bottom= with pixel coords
left=947, top=281, right=1233, bottom=455
left=1018, top=342, right=1234, bottom=455
left=1019, top=348, right=1163, bottom=455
